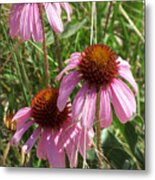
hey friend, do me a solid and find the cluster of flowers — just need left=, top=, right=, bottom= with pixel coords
left=8, top=3, right=137, bottom=168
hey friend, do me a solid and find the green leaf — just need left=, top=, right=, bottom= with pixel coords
left=61, top=19, right=87, bottom=39
left=102, top=129, right=132, bottom=169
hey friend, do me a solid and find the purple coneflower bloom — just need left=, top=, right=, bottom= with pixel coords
left=56, top=44, right=138, bottom=128
left=10, top=88, right=93, bottom=168
left=9, top=3, right=72, bottom=42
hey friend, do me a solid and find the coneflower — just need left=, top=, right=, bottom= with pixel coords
left=10, top=88, right=93, bottom=168
left=56, top=44, right=137, bottom=128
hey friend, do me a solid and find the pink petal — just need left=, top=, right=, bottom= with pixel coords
left=60, top=3, right=72, bottom=22
left=20, top=4, right=31, bottom=41
left=37, top=129, right=48, bottom=160
left=10, top=121, right=34, bottom=146
left=99, top=88, right=112, bottom=128
left=31, top=4, right=43, bottom=42
left=44, top=3, right=63, bottom=33
left=57, top=70, right=80, bottom=112
left=81, top=86, right=97, bottom=128
left=9, top=4, right=23, bottom=38
left=22, top=127, right=41, bottom=154
left=46, top=133, right=65, bottom=168
left=53, top=3, right=62, bottom=17
left=118, top=58, right=138, bottom=94
left=55, top=60, right=79, bottom=82
left=65, top=141, right=78, bottom=168
left=55, top=53, right=81, bottom=81
left=72, top=83, right=88, bottom=120
left=76, top=126, right=92, bottom=160
left=12, top=107, right=32, bottom=122
left=110, top=78, right=136, bottom=123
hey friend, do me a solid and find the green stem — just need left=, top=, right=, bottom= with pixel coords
left=39, top=4, right=50, bottom=88
left=95, top=91, right=104, bottom=168
left=53, top=32, right=63, bottom=72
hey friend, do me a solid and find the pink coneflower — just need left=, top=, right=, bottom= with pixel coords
left=9, top=3, right=72, bottom=42
left=56, top=44, right=138, bottom=128
left=10, top=88, right=93, bottom=168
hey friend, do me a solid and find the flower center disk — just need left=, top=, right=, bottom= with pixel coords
left=31, top=88, right=70, bottom=129
left=79, top=44, right=119, bottom=88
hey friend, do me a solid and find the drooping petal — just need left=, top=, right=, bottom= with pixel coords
left=10, top=121, right=34, bottom=146
left=31, top=3, right=43, bottom=42
left=57, top=70, right=80, bottom=112
left=52, top=3, right=62, bottom=17
left=20, top=4, right=31, bottom=41
left=110, top=78, right=136, bottom=123
left=72, top=83, right=88, bottom=120
left=65, top=140, right=78, bottom=168
left=99, top=88, right=112, bottom=128
left=46, top=133, right=65, bottom=168
left=118, top=58, right=138, bottom=94
left=60, top=3, right=72, bottom=21
left=9, top=4, right=23, bottom=38
left=81, top=86, right=97, bottom=128
left=22, top=127, right=41, bottom=154
left=44, top=3, right=64, bottom=33
left=55, top=53, right=81, bottom=81
left=37, top=129, right=48, bottom=160
left=12, top=107, right=32, bottom=122
left=75, top=125, right=93, bottom=161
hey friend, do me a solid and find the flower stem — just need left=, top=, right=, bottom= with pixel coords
left=39, top=4, right=50, bottom=88
left=53, top=32, right=63, bottom=72
left=95, top=90, right=111, bottom=169
left=95, top=91, right=104, bottom=168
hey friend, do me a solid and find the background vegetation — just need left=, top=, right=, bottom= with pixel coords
left=0, top=1, right=145, bottom=169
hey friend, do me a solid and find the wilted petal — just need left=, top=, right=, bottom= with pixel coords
left=46, top=133, right=65, bottom=168
left=44, top=3, right=63, bottom=33
left=81, top=86, right=97, bottom=128
left=65, top=141, right=78, bottom=168
left=12, top=107, right=32, bottom=123
left=57, top=70, right=80, bottom=112
left=20, top=4, right=31, bottom=41
left=110, top=78, right=136, bottom=123
left=31, top=4, right=43, bottom=42
left=10, top=121, right=34, bottom=146
left=99, top=88, right=112, bottom=128
left=72, top=83, right=88, bottom=120
left=9, top=4, right=23, bottom=38
left=118, top=58, right=138, bottom=94
left=22, top=127, right=41, bottom=154
left=37, top=130, right=48, bottom=160
left=53, top=3, right=62, bottom=17
left=60, top=3, right=72, bottom=21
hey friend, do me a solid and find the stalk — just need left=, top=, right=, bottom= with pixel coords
left=53, top=32, right=63, bottom=72
left=95, top=91, right=104, bottom=168
left=39, top=4, right=50, bottom=88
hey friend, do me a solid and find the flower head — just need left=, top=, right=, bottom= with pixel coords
left=56, top=44, right=138, bottom=128
left=9, top=3, right=72, bottom=42
left=10, top=88, right=93, bottom=168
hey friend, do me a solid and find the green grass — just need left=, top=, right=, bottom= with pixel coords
left=0, top=1, right=145, bottom=169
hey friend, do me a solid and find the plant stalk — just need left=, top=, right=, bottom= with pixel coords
left=53, top=32, right=63, bottom=72
left=39, top=4, right=50, bottom=88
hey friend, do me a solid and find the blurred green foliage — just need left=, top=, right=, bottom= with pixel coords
left=0, top=1, right=144, bottom=169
